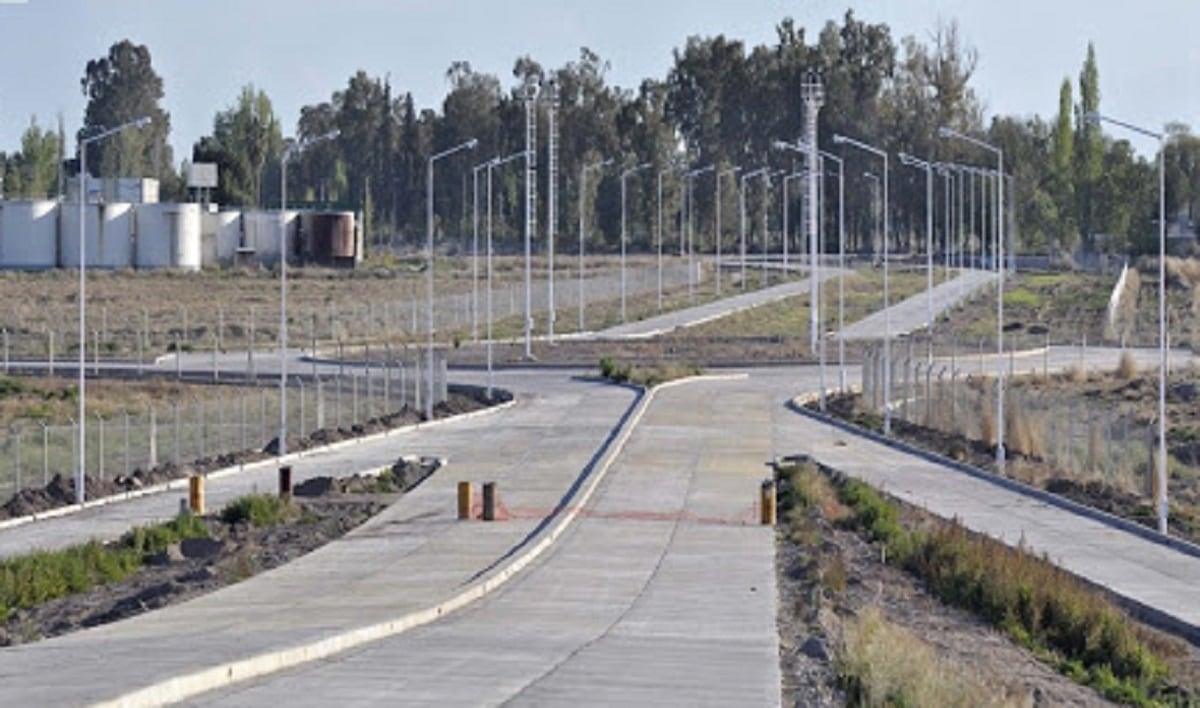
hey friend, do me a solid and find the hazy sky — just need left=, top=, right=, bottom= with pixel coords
left=0, top=0, right=1195, bottom=161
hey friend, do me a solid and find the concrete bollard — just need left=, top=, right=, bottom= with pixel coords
left=482, top=482, right=496, bottom=522
left=279, top=465, right=293, bottom=499
left=188, top=475, right=205, bottom=515
left=457, top=481, right=473, bottom=520
left=760, top=478, right=776, bottom=526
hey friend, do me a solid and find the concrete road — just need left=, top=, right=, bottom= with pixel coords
left=193, top=374, right=789, bottom=707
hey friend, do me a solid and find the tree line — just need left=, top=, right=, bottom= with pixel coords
left=2, top=12, right=1197, bottom=260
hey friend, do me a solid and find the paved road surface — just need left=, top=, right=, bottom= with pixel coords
left=839, top=267, right=996, bottom=341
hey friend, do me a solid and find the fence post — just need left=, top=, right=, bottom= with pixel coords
left=14, top=429, right=22, bottom=494
left=336, top=375, right=342, bottom=429
left=365, top=353, right=373, bottom=420
left=384, top=343, right=392, bottom=413
left=240, top=389, right=247, bottom=452
left=298, top=380, right=306, bottom=440
left=174, top=334, right=182, bottom=379
left=2, top=328, right=8, bottom=374
left=310, top=313, right=318, bottom=378
left=41, top=422, right=49, bottom=485
left=199, top=398, right=207, bottom=460
left=48, top=330, right=54, bottom=377
left=124, top=411, right=131, bottom=479
left=173, top=403, right=181, bottom=465
left=316, top=377, right=325, bottom=431
left=212, top=333, right=219, bottom=382
left=260, top=388, right=267, bottom=447
left=352, top=371, right=359, bottom=423
left=149, top=407, right=158, bottom=469
left=96, top=414, right=104, bottom=482
left=93, top=329, right=99, bottom=375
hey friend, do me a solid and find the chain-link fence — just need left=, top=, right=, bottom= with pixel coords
left=0, top=354, right=448, bottom=500
left=0, top=263, right=696, bottom=366
left=858, top=342, right=1162, bottom=498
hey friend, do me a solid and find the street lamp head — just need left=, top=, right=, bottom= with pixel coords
left=1082, top=111, right=1101, bottom=125
left=134, top=116, right=152, bottom=129
left=937, top=126, right=953, bottom=138
left=831, top=134, right=847, bottom=145
left=467, top=138, right=479, bottom=150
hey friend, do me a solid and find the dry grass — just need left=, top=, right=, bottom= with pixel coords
left=837, top=606, right=1019, bottom=707
left=1164, top=256, right=1200, bottom=289
left=0, top=374, right=231, bottom=424
left=1116, top=350, right=1138, bottom=379
left=1005, top=396, right=1045, bottom=458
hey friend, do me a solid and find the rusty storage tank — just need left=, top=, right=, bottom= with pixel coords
left=300, top=211, right=357, bottom=267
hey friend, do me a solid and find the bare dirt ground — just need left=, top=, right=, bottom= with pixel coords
left=0, top=457, right=439, bottom=647
left=0, top=386, right=502, bottom=521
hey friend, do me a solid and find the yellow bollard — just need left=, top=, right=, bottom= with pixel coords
left=457, top=481, right=473, bottom=520
left=760, top=479, right=776, bottom=526
left=188, top=475, right=205, bottom=515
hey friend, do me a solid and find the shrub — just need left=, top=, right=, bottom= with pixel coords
left=220, top=494, right=292, bottom=527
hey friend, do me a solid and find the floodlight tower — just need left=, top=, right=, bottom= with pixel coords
left=523, top=80, right=538, bottom=359
left=801, top=71, right=824, bottom=353
left=545, top=79, right=559, bottom=344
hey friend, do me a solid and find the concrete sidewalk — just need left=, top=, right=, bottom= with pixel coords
left=0, top=375, right=639, bottom=706
left=776, top=405, right=1200, bottom=639
left=839, top=268, right=996, bottom=341
left=593, top=272, right=836, bottom=339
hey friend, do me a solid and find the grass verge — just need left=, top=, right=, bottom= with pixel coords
left=778, top=461, right=1193, bottom=707
left=597, top=356, right=702, bottom=388
left=0, top=493, right=293, bottom=622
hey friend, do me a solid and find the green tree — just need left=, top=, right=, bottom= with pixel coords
left=191, top=84, right=283, bottom=207
left=79, top=40, right=173, bottom=183
left=1052, top=78, right=1077, bottom=250
left=3, top=116, right=61, bottom=199
left=1075, top=42, right=1103, bottom=249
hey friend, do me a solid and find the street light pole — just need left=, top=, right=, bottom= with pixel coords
left=472, top=160, right=492, bottom=342
left=939, top=126, right=1005, bottom=471
left=834, top=133, right=891, bottom=435
left=715, top=167, right=740, bottom=295
left=1087, top=111, right=1169, bottom=535
left=76, top=115, right=150, bottom=505
left=426, top=138, right=478, bottom=421
left=578, top=158, right=611, bottom=332
left=739, top=168, right=768, bottom=291
left=686, top=164, right=714, bottom=302
left=899, top=152, right=936, bottom=353
left=620, top=163, right=651, bottom=322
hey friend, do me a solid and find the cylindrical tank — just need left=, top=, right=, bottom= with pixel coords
left=203, top=210, right=241, bottom=266
left=172, top=204, right=201, bottom=270
left=99, top=203, right=133, bottom=268
left=0, top=199, right=58, bottom=269
left=300, top=211, right=356, bottom=265
left=59, top=203, right=101, bottom=268
left=243, top=209, right=298, bottom=265
left=135, top=203, right=201, bottom=270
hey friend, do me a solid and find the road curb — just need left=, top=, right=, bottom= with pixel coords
left=94, top=374, right=736, bottom=707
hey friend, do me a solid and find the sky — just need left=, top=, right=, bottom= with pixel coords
left=0, top=0, right=1195, bottom=163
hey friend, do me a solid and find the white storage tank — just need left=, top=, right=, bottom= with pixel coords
left=135, top=203, right=202, bottom=270
left=0, top=199, right=59, bottom=270
left=201, top=209, right=241, bottom=266
left=61, top=203, right=134, bottom=269
left=242, top=209, right=297, bottom=264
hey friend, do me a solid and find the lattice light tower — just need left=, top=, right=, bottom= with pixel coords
left=801, top=71, right=825, bottom=353
left=523, top=79, right=539, bottom=359
left=545, top=79, right=559, bottom=343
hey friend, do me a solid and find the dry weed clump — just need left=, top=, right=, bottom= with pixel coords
left=1164, top=256, right=1200, bottom=289
left=1116, top=350, right=1138, bottom=380
left=1005, top=397, right=1045, bottom=458
left=837, top=606, right=1014, bottom=707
